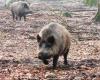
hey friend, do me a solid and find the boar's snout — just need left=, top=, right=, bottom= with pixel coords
left=28, top=10, right=32, bottom=14
left=25, top=10, right=32, bottom=14
left=38, top=52, right=51, bottom=60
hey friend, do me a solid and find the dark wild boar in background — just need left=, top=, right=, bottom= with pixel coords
left=10, top=1, right=32, bottom=21
left=37, top=22, right=71, bottom=68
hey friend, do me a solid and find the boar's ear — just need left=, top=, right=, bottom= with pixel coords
left=37, top=34, right=41, bottom=42
left=24, top=4, right=29, bottom=8
left=47, top=36, right=55, bottom=44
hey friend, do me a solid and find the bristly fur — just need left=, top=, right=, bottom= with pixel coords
left=37, top=22, right=71, bottom=68
left=10, top=1, right=32, bottom=21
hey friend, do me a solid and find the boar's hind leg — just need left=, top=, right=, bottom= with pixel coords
left=63, top=49, right=69, bottom=65
left=19, top=16, right=22, bottom=21
left=53, top=55, right=59, bottom=68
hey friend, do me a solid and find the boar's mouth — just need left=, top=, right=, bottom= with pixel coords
left=39, top=56, right=51, bottom=65
left=38, top=52, right=51, bottom=60
left=38, top=55, right=51, bottom=65
left=42, top=59, right=49, bottom=65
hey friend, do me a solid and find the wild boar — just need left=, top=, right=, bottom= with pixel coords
left=10, top=1, right=32, bottom=21
left=37, top=22, right=71, bottom=68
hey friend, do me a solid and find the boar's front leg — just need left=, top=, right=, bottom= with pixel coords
left=15, top=16, right=18, bottom=20
left=12, top=11, right=15, bottom=20
left=23, top=15, right=26, bottom=21
left=53, top=55, right=59, bottom=68
left=19, top=16, right=22, bottom=21
left=63, top=49, right=69, bottom=65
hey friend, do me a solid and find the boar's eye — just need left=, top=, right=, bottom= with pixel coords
left=47, top=36, right=55, bottom=44
left=37, top=34, right=41, bottom=42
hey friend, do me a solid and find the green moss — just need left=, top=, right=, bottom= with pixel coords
left=84, top=0, right=97, bottom=6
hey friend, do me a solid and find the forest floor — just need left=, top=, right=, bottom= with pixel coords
left=0, top=1, right=100, bottom=80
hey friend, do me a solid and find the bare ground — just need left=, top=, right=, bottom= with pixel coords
left=0, top=5, right=100, bottom=80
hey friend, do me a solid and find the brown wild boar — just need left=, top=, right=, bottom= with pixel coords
left=37, top=22, right=71, bottom=68
left=10, top=1, right=32, bottom=21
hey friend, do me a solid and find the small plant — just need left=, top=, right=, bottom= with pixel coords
left=63, top=12, right=72, bottom=17
left=94, top=12, right=100, bottom=21
left=84, top=0, right=100, bottom=22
